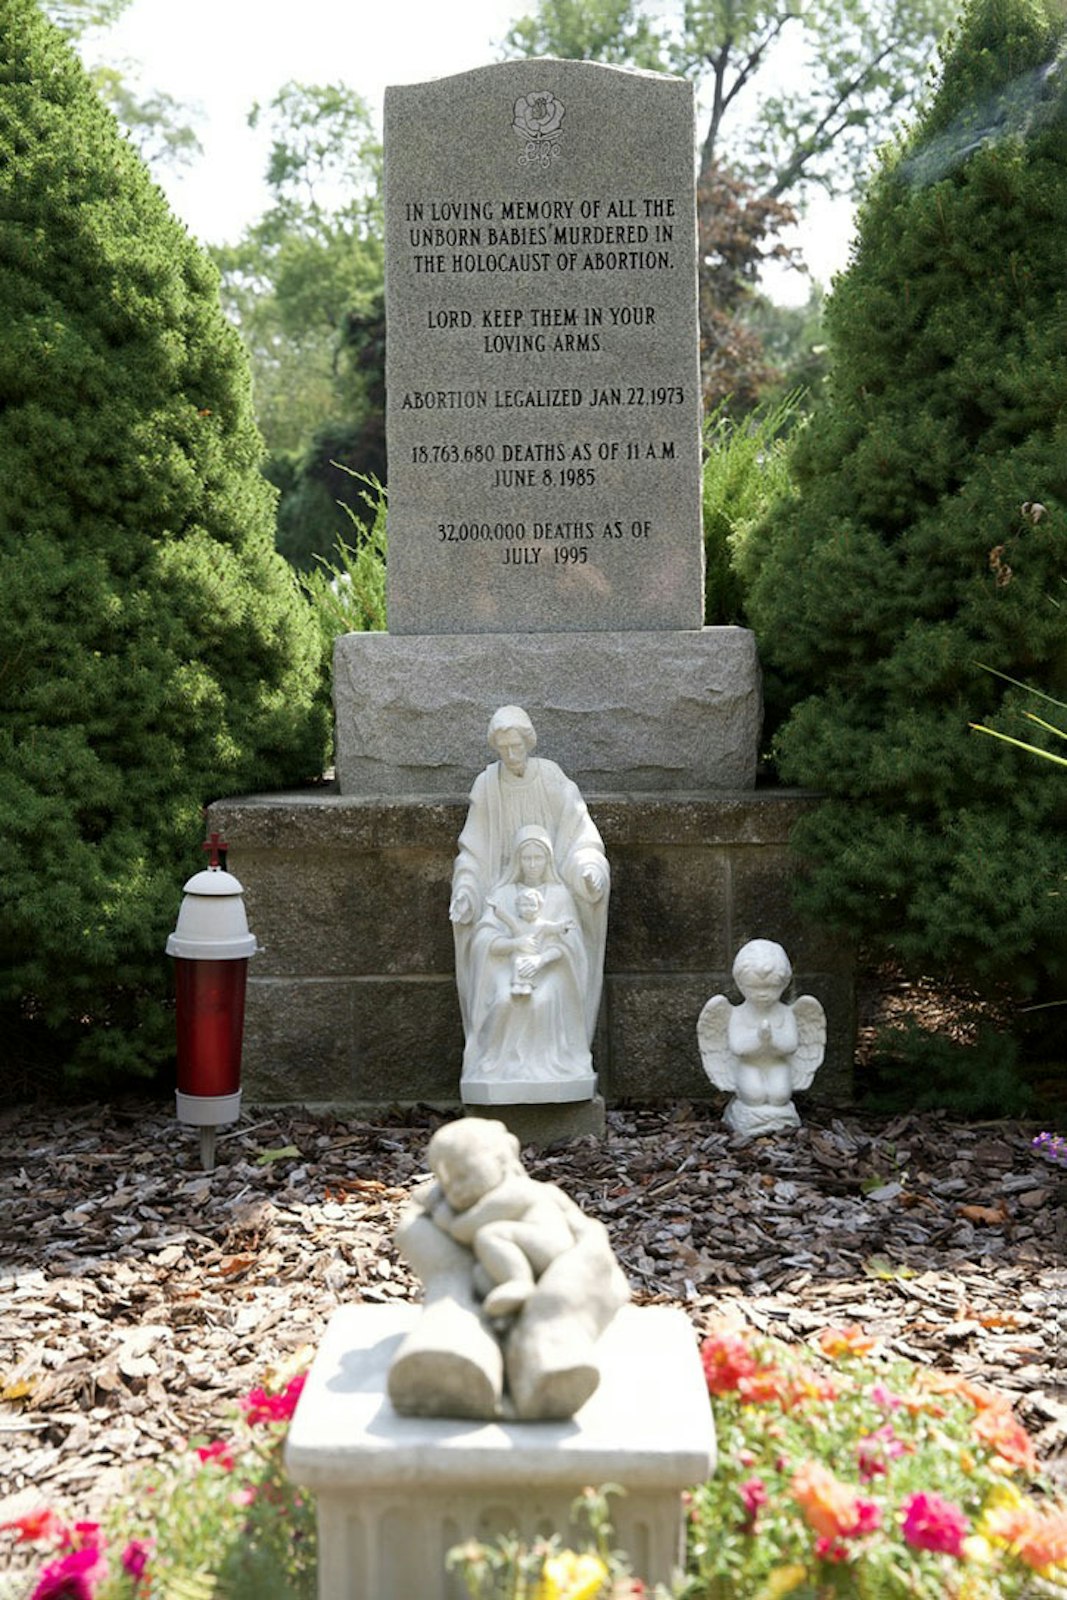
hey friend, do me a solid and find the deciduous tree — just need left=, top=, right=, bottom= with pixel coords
left=211, top=82, right=384, bottom=566
left=502, top=0, right=956, bottom=405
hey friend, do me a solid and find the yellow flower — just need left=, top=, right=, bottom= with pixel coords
left=536, top=1549, right=610, bottom=1600
left=753, top=1564, right=809, bottom=1599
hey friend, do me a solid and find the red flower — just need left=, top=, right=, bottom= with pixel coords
left=814, top=1535, right=851, bottom=1563
left=196, top=1439, right=236, bottom=1470
left=900, top=1491, right=969, bottom=1557
left=0, top=1509, right=67, bottom=1545
left=121, top=1539, right=151, bottom=1581
left=239, top=1372, right=307, bottom=1425
left=700, top=1326, right=761, bottom=1396
left=856, top=1422, right=912, bottom=1481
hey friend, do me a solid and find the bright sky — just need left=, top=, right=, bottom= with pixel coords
left=93, top=0, right=855, bottom=303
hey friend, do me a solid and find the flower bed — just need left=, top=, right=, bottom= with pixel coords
left=5, top=1323, right=1065, bottom=1598
left=2, top=1367, right=315, bottom=1599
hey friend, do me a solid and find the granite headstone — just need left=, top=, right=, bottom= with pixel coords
left=384, top=59, right=702, bottom=636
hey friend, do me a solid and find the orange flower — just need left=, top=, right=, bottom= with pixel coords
left=972, top=1404, right=1038, bottom=1473
left=817, top=1326, right=878, bottom=1359
left=785, top=1366, right=840, bottom=1409
left=984, top=1500, right=1067, bottom=1572
left=791, top=1462, right=880, bottom=1541
left=738, top=1366, right=791, bottom=1406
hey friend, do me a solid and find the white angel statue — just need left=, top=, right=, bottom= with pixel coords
left=697, top=939, right=825, bottom=1140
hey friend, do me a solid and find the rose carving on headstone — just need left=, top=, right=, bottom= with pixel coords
left=513, top=90, right=565, bottom=167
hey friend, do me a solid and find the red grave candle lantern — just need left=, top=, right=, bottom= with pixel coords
left=166, top=833, right=258, bottom=1167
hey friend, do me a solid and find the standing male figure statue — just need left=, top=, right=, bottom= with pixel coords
left=450, top=707, right=610, bottom=1104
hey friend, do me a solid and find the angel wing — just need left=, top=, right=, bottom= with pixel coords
left=697, top=993, right=737, bottom=1092
left=789, top=994, right=827, bottom=1091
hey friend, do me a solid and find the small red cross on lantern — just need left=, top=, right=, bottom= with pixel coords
left=202, top=831, right=229, bottom=870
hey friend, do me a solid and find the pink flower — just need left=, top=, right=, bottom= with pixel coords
left=901, top=1491, right=969, bottom=1557
left=30, top=1544, right=108, bottom=1600
left=857, top=1422, right=912, bottom=1481
left=121, top=1540, right=152, bottom=1581
left=814, top=1535, right=851, bottom=1563
left=739, top=1477, right=768, bottom=1527
left=196, top=1439, right=235, bottom=1470
left=239, top=1373, right=307, bottom=1425
left=868, top=1382, right=903, bottom=1411
left=854, top=1500, right=882, bottom=1536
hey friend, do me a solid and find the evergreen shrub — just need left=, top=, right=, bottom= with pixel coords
left=738, top=0, right=1067, bottom=1022
left=0, top=0, right=330, bottom=1085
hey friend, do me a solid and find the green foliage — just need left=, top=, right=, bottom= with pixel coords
left=703, top=391, right=804, bottom=625
left=211, top=82, right=384, bottom=567
left=862, top=1021, right=1031, bottom=1116
left=210, top=84, right=383, bottom=458
left=48, top=0, right=203, bottom=169
left=0, top=0, right=330, bottom=1084
left=500, top=0, right=664, bottom=68
left=739, top=0, right=1067, bottom=1007
left=503, top=0, right=955, bottom=411
left=972, top=672, right=1067, bottom=767
left=301, top=474, right=387, bottom=649
left=270, top=297, right=387, bottom=572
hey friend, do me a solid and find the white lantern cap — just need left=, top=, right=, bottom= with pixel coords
left=166, top=867, right=258, bottom=960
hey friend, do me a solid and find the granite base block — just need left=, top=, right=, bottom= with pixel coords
left=333, top=627, right=761, bottom=796
left=284, top=1303, right=715, bottom=1599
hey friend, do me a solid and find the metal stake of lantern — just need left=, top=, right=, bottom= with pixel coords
left=166, top=832, right=258, bottom=1171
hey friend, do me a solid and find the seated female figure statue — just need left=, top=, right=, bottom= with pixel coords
left=460, top=825, right=594, bottom=1103
left=450, top=707, right=609, bottom=1104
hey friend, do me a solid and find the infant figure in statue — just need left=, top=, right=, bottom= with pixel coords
left=425, top=1118, right=577, bottom=1318
left=389, top=1118, right=630, bottom=1421
left=493, top=883, right=575, bottom=996
left=698, top=939, right=826, bottom=1140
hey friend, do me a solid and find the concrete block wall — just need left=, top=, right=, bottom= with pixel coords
left=207, top=788, right=854, bottom=1111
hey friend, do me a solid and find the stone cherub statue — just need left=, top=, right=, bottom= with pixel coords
left=697, top=939, right=826, bottom=1140
left=388, top=1118, right=629, bottom=1421
left=450, top=708, right=609, bottom=1104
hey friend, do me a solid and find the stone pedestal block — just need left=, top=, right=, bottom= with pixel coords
left=466, top=1096, right=607, bottom=1146
left=332, top=627, right=761, bottom=796
left=206, top=788, right=855, bottom=1111
left=284, top=1303, right=715, bottom=1600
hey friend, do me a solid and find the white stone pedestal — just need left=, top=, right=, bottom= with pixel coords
left=285, top=1303, right=715, bottom=1600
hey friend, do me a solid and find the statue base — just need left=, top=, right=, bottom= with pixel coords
left=465, top=1096, right=607, bottom=1145
left=284, top=1302, right=715, bottom=1599
left=461, top=1073, right=597, bottom=1105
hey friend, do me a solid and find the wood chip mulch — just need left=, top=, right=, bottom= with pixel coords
left=1, top=1097, right=1066, bottom=1579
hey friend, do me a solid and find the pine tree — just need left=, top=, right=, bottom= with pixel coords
left=0, top=0, right=330, bottom=1082
left=739, top=0, right=1067, bottom=1011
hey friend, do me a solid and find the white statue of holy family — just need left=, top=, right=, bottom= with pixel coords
left=450, top=707, right=609, bottom=1105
